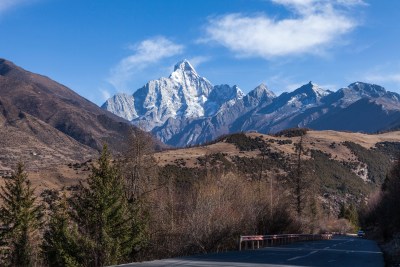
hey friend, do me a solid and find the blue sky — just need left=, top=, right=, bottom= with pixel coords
left=1, top=0, right=400, bottom=105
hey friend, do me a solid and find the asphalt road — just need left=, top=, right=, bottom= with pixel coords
left=115, top=236, right=384, bottom=267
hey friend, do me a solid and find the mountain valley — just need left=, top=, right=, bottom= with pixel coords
left=2, top=58, right=400, bottom=197
left=1, top=58, right=400, bottom=265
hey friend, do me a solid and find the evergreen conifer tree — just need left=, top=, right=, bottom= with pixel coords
left=0, top=163, right=42, bottom=267
left=338, top=203, right=359, bottom=230
left=42, top=193, right=82, bottom=267
left=70, top=145, right=134, bottom=267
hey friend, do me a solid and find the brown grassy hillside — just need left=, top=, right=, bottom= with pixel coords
left=155, top=130, right=400, bottom=212
left=157, top=130, right=400, bottom=168
left=2, top=129, right=400, bottom=202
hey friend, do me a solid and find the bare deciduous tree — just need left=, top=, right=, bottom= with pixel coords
left=121, top=127, right=159, bottom=204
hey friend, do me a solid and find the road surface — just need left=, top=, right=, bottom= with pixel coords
left=115, top=236, right=383, bottom=267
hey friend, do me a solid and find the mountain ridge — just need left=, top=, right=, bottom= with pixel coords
left=0, top=58, right=138, bottom=152
left=103, top=60, right=400, bottom=147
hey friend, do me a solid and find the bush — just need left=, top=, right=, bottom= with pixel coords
left=275, top=128, right=309, bottom=138
left=224, top=133, right=268, bottom=151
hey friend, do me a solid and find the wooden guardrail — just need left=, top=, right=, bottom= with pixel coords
left=239, top=233, right=333, bottom=251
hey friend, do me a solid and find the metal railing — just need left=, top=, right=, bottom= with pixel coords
left=239, top=233, right=333, bottom=251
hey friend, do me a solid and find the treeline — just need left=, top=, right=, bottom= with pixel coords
left=0, top=147, right=142, bottom=267
left=0, top=130, right=360, bottom=266
left=364, top=158, right=400, bottom=238
left=361, top=158, right=400, bottom=266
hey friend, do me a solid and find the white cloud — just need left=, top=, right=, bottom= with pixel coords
left=203, top=0, right=364, bottom=59
left=187, top=56, right=211, bottom=68
left=271, top=0, right=319, bottom=15
left=0, top=0, right=35, bottom=14
left=336, top=0, right=367, bottom=6
left=272, top=0, right=315, bottom=5
left=108, top=36, right=184, bottom=90
left=271, top=0, right=366, bottom=15
left=365, top=73, right=400, bottom=84
left=100, top=88, right=111, bottom=101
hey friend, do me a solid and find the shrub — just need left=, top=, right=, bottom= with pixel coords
left=275, top=128, right=309, bottom=138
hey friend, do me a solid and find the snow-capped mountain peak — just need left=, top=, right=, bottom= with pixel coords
left=295, top=81, right=330, bottom=98
left=249, top=83, right=276, bottom=99
left=103, top=60, right=246, bottom=131
left=348, top=82, right=387, bottom=98
left=170, top=59, right=200, bottom=81
left=173, top=59, right=197, bottom=74
left=204, top=84, right=245, bottom=116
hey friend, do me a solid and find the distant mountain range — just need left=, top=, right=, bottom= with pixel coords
left=103, top=60, right=400, bottom=147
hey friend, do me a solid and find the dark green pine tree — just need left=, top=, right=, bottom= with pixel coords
left=0, top=163, right=42, bottom=267
left=70, top=145, right=134, bottom=267
left=338, top=203, right=359, bottom=230
left=42, top=193, right=83, bottom=267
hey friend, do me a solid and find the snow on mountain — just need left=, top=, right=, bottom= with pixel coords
left=101, top=93, right=137, bottom=121
left=247, top=83, right=276, bottom=99
left=153, top=83, right=276, bottom=146
left=102, top=60, right=400, bottom=147
left=255, top=82, right=330, bottom=116
left=103, top=59, right=244, bottom=131
left=324, top=82, right=400, bottom=110
left=205, top=84, right=244, bottom=116
left=130, top=60, right=213, bottom=130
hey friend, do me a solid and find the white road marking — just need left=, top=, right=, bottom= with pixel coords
left=287, top=250, right=318, bottom=261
